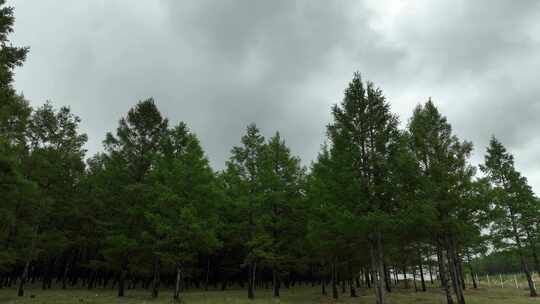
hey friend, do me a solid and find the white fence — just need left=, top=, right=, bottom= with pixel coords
left=469, top=273, right=537, bottom=289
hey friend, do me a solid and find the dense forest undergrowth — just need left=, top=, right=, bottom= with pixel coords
left=1, top=1, right=540, bottom=304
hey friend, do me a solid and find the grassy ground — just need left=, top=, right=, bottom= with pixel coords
left=1, top=286, right=540, bottom=304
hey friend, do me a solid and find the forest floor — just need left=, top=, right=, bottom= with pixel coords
left=1, top=285, right=540, bottom=304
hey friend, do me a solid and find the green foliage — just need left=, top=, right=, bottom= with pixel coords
left=147, top=122, right=221, bottom=265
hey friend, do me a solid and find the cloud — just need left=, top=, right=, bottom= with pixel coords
left=8, top=0, right=540, bottom=193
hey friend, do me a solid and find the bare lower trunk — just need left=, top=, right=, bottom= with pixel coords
left=512, top=216, right=537, bottom=297
left=418, top=251, right=427, bottom=292
left=174, top=264, right=182, bottom=301
left=429, top=262, right=434, bottom=285
left=17, top=259, right=30, bottom=297
left=468, top=263, right=477, bottom=289
left=331, top=261, right=338, bottom=299
left=377, top=235, right=386, bottom=304
left=521, top=255, right=538, bottom=297
left=247, top=261, right=255, bottom=299
left=448, top=237, right=465, bottom=304
left=458, top=258, right=466, bottom=291
left=413, top=266, right=418, bottom=292
left=437, top=244, right=454, bottom=304
left=449, top=256, right=465, bottom=304
left=403, top=267, right=408, bottom=289
left=205, top=259, right=210, bottom=291
left=272, top=267, right=280, bottom=297
left=151, top=255, right=160, bottom=298
left=350, top=278, right=357, bottom=297
left=62, top=259, right=71, bottom=289
left=118, top=267, right=126, bottom=297
left=18, top=226, right=37, bottom=297
left=349, top=266, right=357, bottom=297
left=370, top=234, right=386, bottom=304
left=384, top=261, right=391, bottom=292
left=42, top=258, right=54, bottom=290
left=525, top=229, right=540, bottom=278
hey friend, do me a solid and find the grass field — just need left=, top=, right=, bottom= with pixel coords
left=1, top=286, right=540, bottom=304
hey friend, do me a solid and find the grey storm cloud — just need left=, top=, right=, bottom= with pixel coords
left=8, top=0, right=540, bottom=193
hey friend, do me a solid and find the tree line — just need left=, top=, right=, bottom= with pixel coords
left=1, top=2, right=539, bottom=304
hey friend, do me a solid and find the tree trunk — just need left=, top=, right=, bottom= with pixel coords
left=413, top=266, right=418, bottom=292
left=350, top=278, right=357, bottom=297
left=453, top=260, right=466, bottom=304
left=384, top=261, right=391, bottom=292
left=403, top=267, right=408, bottom=289
left=521, top=254, right=538, bottom=297
left=247, top=261, right=255, bottom=299
left=151, top=255, right=161, bottom=298
left=418, top=251, right=427, bottom=292
left=458, top=258, right=466, bottom=291
left=88, top=270, right=96, bottom=289
left=18, top=225, right=38, bottom=297
left=437, top=244, right=454, bottom=304
left=377, top=235, right=387, bottom=304
left=468, top=263, right=477, bottom=289
left=370, top=233, right=386, bottom=304
left=62, top=259, right=71, bottom=289
left=447, top=237, right=465, bottom=304
left=118, top=267, right=126, bottom=297
left=17, top=259, right=31, bottom=297
left=511, top=215, right=537, bottom=297
left=349, top=266, right=357, bottom=297
left=331, top=261, right=338, bottom=299
left=174, top=264, right=182, bottom=301
left=272, top=267, right=280, bottom=297
left=205, top=258, right=210, bottom=291
left=429, top=261, right=434, bottom=285
left=525, top=229, right=540, bottom=278
left=42, top=258, right=55, bottom=290
left=365, top=268, right=371, bottom=288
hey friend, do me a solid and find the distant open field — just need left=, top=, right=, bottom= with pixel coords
left=2, top=286, right=540, bottom=304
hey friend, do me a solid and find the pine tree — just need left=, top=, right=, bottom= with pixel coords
left=408, top=99, right=475, bottom=304
left=223, top=124, right=265, bottom=299
left=102, top=98, right=168, bottom=297
left=481, top=137, right=538, bottom=297
left=0, top=0, right=31, bottom=277
left=327, top=73, right=400, bottom=304
left=258, top=132, right=305, bottom=297
left=147, top=122, right=220, bottom=300
left=17, top=102, right=87, bottom=296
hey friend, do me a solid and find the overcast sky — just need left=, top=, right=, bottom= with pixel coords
left=8, top=0, right=540, bottom=193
